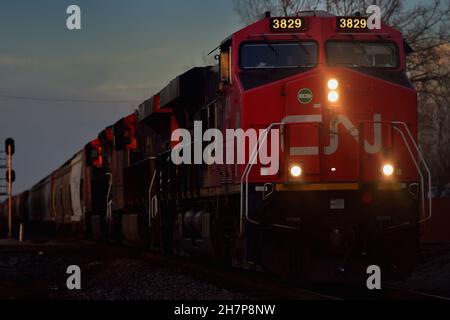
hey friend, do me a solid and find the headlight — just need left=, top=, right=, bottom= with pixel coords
left=327, top=79, right=339, bottom=90
left=382, top=164, right=394, bottom=176
left=328, top=91, right=339, bottom=102
left=290, top=165, right=302, bottom=177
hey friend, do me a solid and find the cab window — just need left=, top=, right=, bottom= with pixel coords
left=326, top=41, right=398, bottom=68
left=240, top=42, right=317, bottom=69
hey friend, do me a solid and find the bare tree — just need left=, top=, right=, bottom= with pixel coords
left=233, top=0, right=450, bottom=187
left=233, top=0, right=320, bottom=24
left=232, top=0, right=408, bottom=23
left=416, top=44, right=450, bottom=187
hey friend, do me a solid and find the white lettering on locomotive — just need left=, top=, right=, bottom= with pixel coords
left=283, top=113, right=382, bottom=156
left=171, top=114, right=381, bottom=172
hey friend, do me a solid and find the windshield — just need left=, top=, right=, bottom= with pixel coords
left=326, top=42, right=398, bottom=68
left=240, top=42, right=317, bottom=69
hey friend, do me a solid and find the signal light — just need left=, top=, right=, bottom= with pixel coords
left=382, top=164, right=394, bottom=176
left=327, top=79, right=339, bottom=90
left=290, top=165, right=302, bottom=178
left=328, top=91, right=339, bottom=102
left=5, top=138, right=15, bottom=156
left=5, top=170, right=15, bottom=183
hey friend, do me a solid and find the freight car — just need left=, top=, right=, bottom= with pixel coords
left=28, top=176, right=53, bottom=235
left=2, top=150, right=90, bottom=238
left=1, top=11, right=432, bottom=283
left=52, top=151, right=84, bottom=233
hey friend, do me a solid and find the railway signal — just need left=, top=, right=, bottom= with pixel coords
left=5, top=169, right=15, bottom=183
left=5, top=138, right=15, bottom=156
left=4, top=138, right=15, bottom=239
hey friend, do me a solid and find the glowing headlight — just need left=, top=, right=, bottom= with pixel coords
left=328, top=91, right=339, bottom=102
left=327, top=79, right=339, bottom=90
left=290, top=165, right=302, bottom=177
left=382, top=164, right=394, bottom=176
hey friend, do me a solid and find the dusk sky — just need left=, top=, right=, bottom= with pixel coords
left=0, top=0, right=241, bottom=194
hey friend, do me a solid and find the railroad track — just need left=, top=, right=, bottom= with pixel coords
left=382, top=286, right=450, bottom=300
left=139, top=250, right=450, bottom=300
left=301, top=283, right=450, bottom=300
left=140, top=251, right=338, bottom=300
left=2, top=238, right=449, bottom=300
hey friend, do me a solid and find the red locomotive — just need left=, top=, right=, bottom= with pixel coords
left=0, top=11, right=431, bottom=282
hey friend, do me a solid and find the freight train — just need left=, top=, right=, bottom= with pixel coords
left=0, top=11, right=432, bottom=282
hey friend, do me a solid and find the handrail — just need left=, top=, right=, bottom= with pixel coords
left=240, top=121, right=302, bottom=237
left=148, top=170, right=157, bottom=227
left=105, top=173, right=112, bottom=222
left=240, top=122, right=280, bottom=236
left=359, top=120, right=432, bottom=223
left=144, top=157, right=157, bottom=228
left=239, top=119, right=432, bottom=238
left=392, top=127, right=425, bottom=214
left=392, top=122, right=432, bottom=223
left=356, top=119, right=432, bottom=223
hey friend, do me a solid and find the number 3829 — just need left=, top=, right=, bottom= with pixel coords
left=338, top=17, right=368, bottom=29
left=270, top=18, right=305, bottom=31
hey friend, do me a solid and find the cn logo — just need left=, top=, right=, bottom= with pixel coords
left=283, top=113, right=382, bottom=156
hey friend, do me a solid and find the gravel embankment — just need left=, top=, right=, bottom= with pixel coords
left=0, top=240, right=249, bottom=300
left=2, top=240, right=450, bottom=300
left=391, top=243, right=450, bottom=298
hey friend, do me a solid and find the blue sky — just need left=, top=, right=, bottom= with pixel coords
left=0, top=0, right=240, bottom=193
